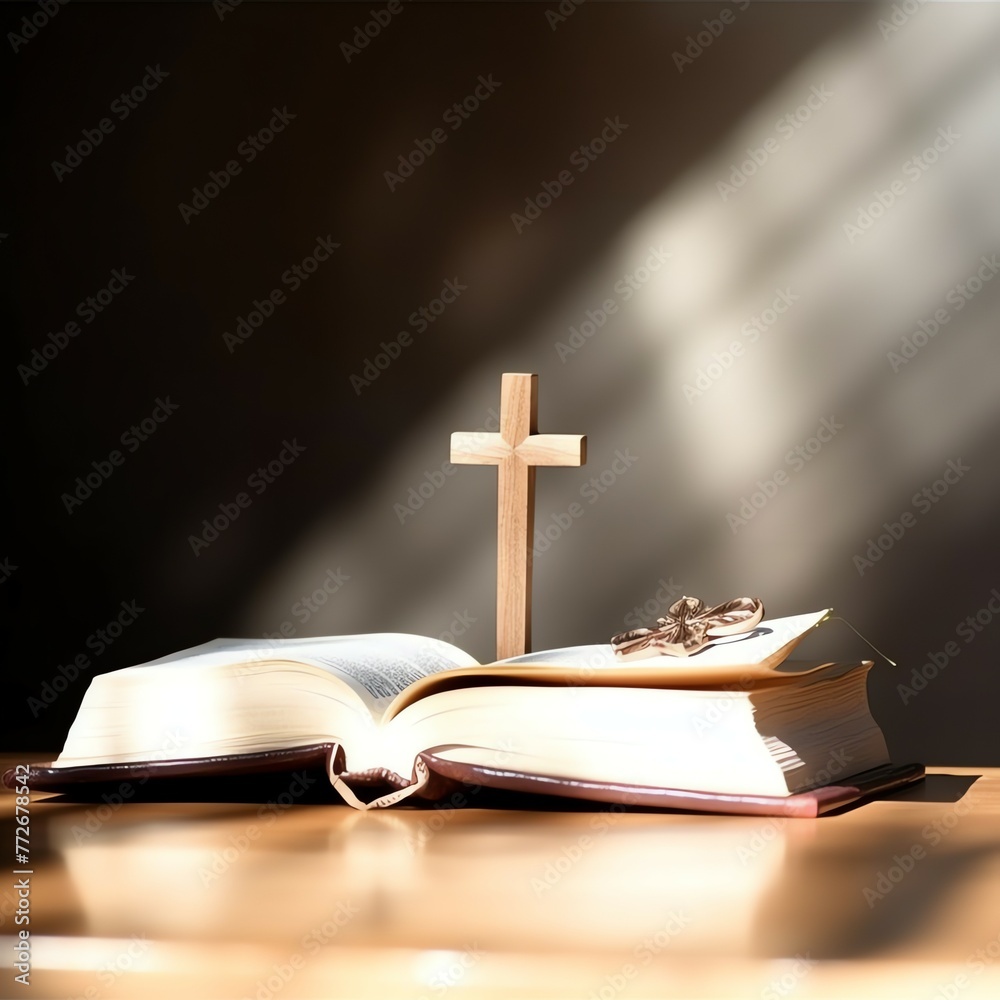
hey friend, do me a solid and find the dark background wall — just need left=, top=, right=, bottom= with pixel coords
left=5, top=1, right=1000, bottom=767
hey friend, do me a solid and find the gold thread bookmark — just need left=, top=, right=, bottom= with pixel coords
left=826, top=616, right=897, bottom=667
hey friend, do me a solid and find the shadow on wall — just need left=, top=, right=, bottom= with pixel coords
left=7, top=4, right=1000, bottom=767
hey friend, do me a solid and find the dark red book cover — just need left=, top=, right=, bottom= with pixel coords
left=2, top=746, right=924, bottom=818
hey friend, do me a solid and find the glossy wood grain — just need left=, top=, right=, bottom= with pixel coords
left=2, top=758, right=999, bottom=999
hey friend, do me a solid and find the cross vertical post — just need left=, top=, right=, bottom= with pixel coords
left=451, top=373, right=586, bottom=661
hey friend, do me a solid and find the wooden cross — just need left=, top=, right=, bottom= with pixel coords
left=451, top=373, right=586, bottom=661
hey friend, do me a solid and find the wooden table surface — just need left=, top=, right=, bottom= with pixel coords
left=2, top=757, right=999, bottom=999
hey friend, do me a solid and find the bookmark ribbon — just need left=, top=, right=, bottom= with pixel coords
left=326, top=747, right=431, bottom=811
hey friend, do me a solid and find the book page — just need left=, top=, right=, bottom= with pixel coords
left=347, top=612, right=839, bottom=720
left=301, top=635, right=481, bottom=709
left=497, top=610, right=832, bottom=669
left=135, top=633, right=480, bottom=710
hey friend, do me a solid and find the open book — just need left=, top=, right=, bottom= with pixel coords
left=7, top=610, right=923, bottom=816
